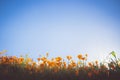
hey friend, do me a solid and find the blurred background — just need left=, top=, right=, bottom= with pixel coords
left=0, top=0, right=120, bottom=61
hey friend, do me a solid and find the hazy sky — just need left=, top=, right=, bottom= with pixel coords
left=0, top=0, right=120, bottom=61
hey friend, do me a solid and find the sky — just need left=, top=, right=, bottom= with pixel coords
left=0, top=0, right=120, bottom=62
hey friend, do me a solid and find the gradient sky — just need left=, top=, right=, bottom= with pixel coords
left=0, top=0, right=120, bottom=61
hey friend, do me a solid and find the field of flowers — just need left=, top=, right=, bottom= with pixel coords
left=0, top=50, right=120, bottom=80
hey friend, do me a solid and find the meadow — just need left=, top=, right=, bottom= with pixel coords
left=0, top=50, right=120, bottom=80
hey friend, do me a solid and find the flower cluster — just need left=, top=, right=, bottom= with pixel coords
left=0, top=51, right=120, bottom=80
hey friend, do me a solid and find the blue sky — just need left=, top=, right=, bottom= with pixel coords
left=0, top=0, right=120, bottom=61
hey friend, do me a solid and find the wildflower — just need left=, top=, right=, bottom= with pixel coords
left=63, top=62, right=66, bottom=68
left=95, top=60, right=98, bottom=65
left=2, top=56, right=7, bottom=63
left=77, top=61, right=81, bottom=65
left=71, top=60, right=76, bottom=67
left=26, top=58, right=32, bottom=62
left=37, top=58, right=40, bottom=61
left=18, top=57, right=24, bottom=64
left=88, top=62, right=92, bottom=67
left=66, top=56, right=72, bottom=60
left=32, top=62, right=36, bottom=66
left=55, top=57, right=62, bottom=62
left=81, top=57, right=86, bottom=60
left=48, top=61, right=55, bottom=68
left=41, top=57, right=47, bottom=62
left=56, top=62, right=62, bottom=67
left=19, top=57, right=24, bottom=62
left=9, top=57, right=14, bottom=63
left=77, top=54, right=83, bottom=60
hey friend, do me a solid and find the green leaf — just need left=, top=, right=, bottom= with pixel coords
left=110, top=51, right=116, bottom=58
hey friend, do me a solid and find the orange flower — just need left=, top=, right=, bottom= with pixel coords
left=81, top=57, right=86, bottom=60
left=37, top=58, right=40, bottom=61
left=18, top=57, right=24, bottom=64
left=71, top=60, right=76, bottom=67
left=41, top=57, right=47, bottom=62
left=48, top=61, right=55, bottom=67
left=20, top=57, right=24, bottom=62
left=66, top=56, right=72, bottom=60
left=56, top=62, right=62, bottom=67
left=63, top=62, right=66, bottom=68
left=55, top=57, right=62, bottom=62
left=77, top=61, right=81, bottom=65
left=88, top=62, right=92, bottom=67
left=32, top=62, right=36, bottom=66
left=9, top=57, right=14, bottom=63
left=2, top=56, right=7, bottom=63
left=77, top=54, right=83, bottom=60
